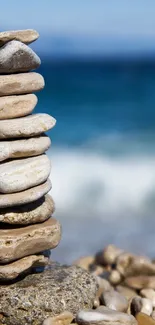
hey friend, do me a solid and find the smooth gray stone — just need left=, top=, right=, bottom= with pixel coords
left=0, top=155, right=51, bottom=193
left=0, top=41, right=40, bottom=73
left=76, top=309, right=137, bottom=325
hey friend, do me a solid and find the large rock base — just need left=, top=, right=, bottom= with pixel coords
left=0, top=263, right=98, bottom=325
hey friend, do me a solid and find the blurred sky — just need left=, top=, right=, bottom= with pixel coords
left=1, top=0, right=155, bottom=57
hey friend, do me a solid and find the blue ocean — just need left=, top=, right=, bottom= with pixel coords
left=35, top=59, right=155, bottom=263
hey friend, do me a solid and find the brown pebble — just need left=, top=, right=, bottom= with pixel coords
left=93, top=297, right=100, bottom=309
left=136, top=312, right=155, bottom=325
left=116, top=253, right=154, bottom=277
left=109, top=270, right=122, bottom=285
left=73, top=256, right=95, bottom=271
left=96, top=245, right=123, bottom=266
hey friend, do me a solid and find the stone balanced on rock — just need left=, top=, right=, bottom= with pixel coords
left=0, top=29, right=98, bottom=325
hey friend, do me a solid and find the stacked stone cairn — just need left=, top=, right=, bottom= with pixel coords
left=0, top=29, right=99, bottom=325
left=0, top=29, right=61, bottom=281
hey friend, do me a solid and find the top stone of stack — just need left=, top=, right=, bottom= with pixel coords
left=0, top=29, right=39, bottom=46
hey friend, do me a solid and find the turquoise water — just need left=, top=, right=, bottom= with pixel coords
left=36, top=59, right=155, bottom=263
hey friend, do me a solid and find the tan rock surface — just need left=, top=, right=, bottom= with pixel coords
left=0, top=155, right=51, bottom=193
left=0, top=254, right=48, bottom=280
left=0, top=194, right=54, bottom=225
left=0, top=40, right=40, bottom=73
left=0, top=94, right=37, bottom=119
left=0, top=135, right=51, bottom=162
left=0, top=29, right=39, bottom=46
left=0, top=179, right=52, bottom=208
left=0, top=218, right=61, bottom=263
left=0, top=113, right=56, bottom=139
left=0, top=264, right=98, bottom=325
left=0, top=72, right=44, bottom=96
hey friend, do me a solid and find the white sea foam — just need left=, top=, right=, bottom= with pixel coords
left=49, top=147, right=155, bottom=218
left=48, top=146, right=155, bottom=262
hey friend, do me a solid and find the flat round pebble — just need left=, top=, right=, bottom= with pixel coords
left=0, top=94, right=37, bottom=120
left=0, top=113, right=55, bottom=139
left=0, top=155, right=51, bottom=193
left=0, top=254, right=48, bottom=281
left=0, top=179, right=52, bottom=208
left=0, top=218, right=61, bottom=263
left=0, top=40, right=40, bottom=73
left=0, top=29, right=39, bottom=46
left=0, top=135, right=51, bottom=162
left=0, top=72, right=44, bottom=96
left=0, top=194, right=54, bottom=225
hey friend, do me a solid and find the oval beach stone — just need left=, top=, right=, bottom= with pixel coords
left=0, top=136, right=51, bottom=162
left=76, top=309, right=137, bottom=325
left=43, top=312, right=74, bottom=325
left=0, top=40, right=41, bottom=73
left=0, top=218, right=61, bottom=263
left=0, top=179, right=52, bottom=208
left=0, top=72, right=44, bottom=96
left=0, top=29, right=39, bottom=46
left=0, top=113, right=56, bottom=139
left=0, top=194, right=55, bottom=225
left=101, top=290, right=128, bottom=312
left=0, top=254, right=48, bottom=281
left=0, top=155, right=51, bottom=193
left=0, top=94, right=37, bottom=120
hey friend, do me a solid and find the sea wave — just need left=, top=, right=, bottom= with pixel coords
left=48, top=145, right=155, bottom=263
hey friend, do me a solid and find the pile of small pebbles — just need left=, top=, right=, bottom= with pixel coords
left=69, top=245, right=155, bottom=325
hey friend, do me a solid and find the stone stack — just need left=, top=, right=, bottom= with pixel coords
left=0, top=29, right=61, bottom=281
